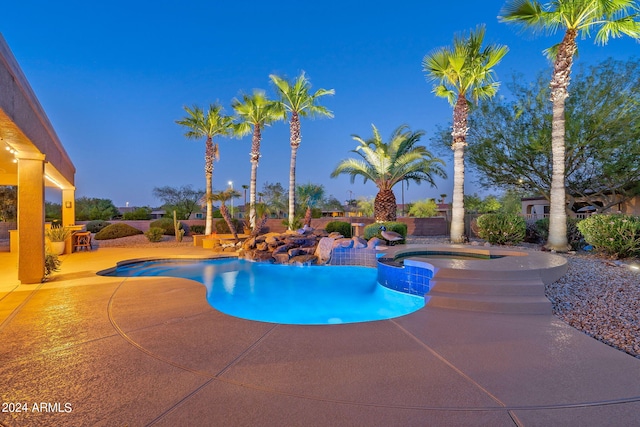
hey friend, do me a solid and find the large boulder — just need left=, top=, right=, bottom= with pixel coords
left=315, top=237, right=335, bottom=264
left=352, top=236, right=368, bottom=249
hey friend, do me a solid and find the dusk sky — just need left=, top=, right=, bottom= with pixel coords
left=2, top=1, right=638, bottom=208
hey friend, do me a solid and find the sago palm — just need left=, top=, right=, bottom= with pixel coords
left=331, top=124, right=446, bottom=222
left=500, top=0, right=640, bottom=251
left=232, top=90, right=284, bottom=228
left=423, top=25, right=508, bottom=243
left=176, top=104, right=233, bottom=236
left=269, top=72, right=334, bottom=230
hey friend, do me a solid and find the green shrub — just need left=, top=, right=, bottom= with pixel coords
left=95, top=223, right=143, bottom=240
left=45, top=226, right=72, bottom=242
left=122, top=207, right=152, bottom=220
left=534, top=217, right=584, bottom=250
left=577, top=214, right=640, bottom=258
left=44, top=252, right=61, bottom=278
left=85, top=220, right=111, bottom=233
left=476, top=213, right=525, bottom=245
left=325, top=221, right=352, bottom=238
left=190, top=224, right=206, bottom=235
left=364, top=222, right=407, bottom=242
left=215, top=218, right=241, bottom=234
left=150, top=218, right=176, bottom=235
left=144, top=227, right=165, bottom=242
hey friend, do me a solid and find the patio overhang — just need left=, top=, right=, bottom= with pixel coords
left=0, top=33, right=76, bottom=283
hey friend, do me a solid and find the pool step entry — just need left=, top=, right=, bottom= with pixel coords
left=426, top=274, right=552, bottom=315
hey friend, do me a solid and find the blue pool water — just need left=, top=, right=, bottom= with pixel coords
left=105, top=258, right=424, bottom=325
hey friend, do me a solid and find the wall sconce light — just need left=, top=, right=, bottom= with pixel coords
left=65, top=201, right=72, bottom=208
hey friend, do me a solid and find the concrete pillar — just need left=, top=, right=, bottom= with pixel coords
left=62, top=188, right=76, bottom=227
left=17, top=154, right=46, bottom=284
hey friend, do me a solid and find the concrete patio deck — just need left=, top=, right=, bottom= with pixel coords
left=1, top=246, right=639, bottom=426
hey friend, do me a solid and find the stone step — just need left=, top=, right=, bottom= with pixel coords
left=425, top=292, right=552, bottom=315
left=429, top=278, right=546, bottom=296
left=431, top=267, right=540, bottom=281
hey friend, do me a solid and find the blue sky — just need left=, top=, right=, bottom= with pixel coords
left=2, top=1, right=638, bottom=208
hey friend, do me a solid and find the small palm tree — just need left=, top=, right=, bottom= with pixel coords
left=176, top=104, right=233, bottom=236
left=210, top=189, right=241, bottom=241
left=500, top=0, right=640, bottom=251
left=241, top=184, right=249, bottom=206
left=331, top=124, right=447, bottom=221
left=232, top=90, right=284, bottom=228
left=269, top=72, right=335, bottom=230
left=423, top=25, right=508, bottom=243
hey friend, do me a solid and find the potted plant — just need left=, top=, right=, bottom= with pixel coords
left=46, top=226, right=72, bottom=255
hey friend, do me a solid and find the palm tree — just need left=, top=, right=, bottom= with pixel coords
left=210, top=189, right=241, bottom=241
left=422, top=25, right=508, bottom=243
left=269, top=72, right=335, bottom=230
left=241, top=184, right=249, bottom=206
left=232, top=90, right=284, bottom=228
left=500, top=0, right=640, bottom=251
left=176, top=104, right=233, bottom=236
left=331, top=124, right=447, bottom=221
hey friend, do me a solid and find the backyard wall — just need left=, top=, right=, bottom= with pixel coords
left=76, top=217, right=448, bottom=236
left=0, top=222, right=17, bottom=239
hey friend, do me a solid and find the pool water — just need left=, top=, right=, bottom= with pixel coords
left=105, top=258, right=424, bottom=325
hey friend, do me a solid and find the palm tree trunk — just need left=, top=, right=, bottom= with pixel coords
left=288, top=113, right=301, bottom=230
left=249, top=125, right=262, bottom=228
left=375, top=188, right=397, bottom=222
left=204, top=137, right=214, bottom=235
left=450, top=95, right=468, bottom=243
left=219, top=203, right=238, bottom=241
left=546, top=30, right=577, bottom=252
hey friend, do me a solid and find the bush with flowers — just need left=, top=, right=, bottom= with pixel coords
left=577, top=214, right=640, bottom=258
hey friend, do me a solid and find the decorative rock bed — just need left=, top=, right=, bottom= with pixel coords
left=240, top=231, right=381, bottom=265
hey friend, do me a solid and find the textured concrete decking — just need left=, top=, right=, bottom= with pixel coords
left=1, top=246, right=639, bottom=426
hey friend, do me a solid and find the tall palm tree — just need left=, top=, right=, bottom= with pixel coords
left=331, top=124, right=447, bottom=221
left=232, top=90, right=284, bottom=228
left=210, top=189, right=241, bottom=241
left=176, top=104, right=233, bottom=236
left=423, top=25, right=508, bottom=243
left=269, top=72, right=335, bottom=230
left=500, top=0, right=640, bottom=251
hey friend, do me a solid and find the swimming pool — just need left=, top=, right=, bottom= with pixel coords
left=103, top=258, right=424, bottom=325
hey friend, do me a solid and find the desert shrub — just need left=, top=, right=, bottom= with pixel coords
left=85, top=220, right=111, bottom=233
left=534, top=217, right=584, bottom=250
left=325, top=221, right=352, bottom=238
left=144, top=227, right=164, bottom=242
left=364, top=222, right=407, bottom=241
left=95, top=223, right=143, bottom=240
left=577, top=214, right=640, bottom=258
left=215, top=218, right=241, bottom=234
left=150, top=218, right=178, bottom=235
left=189, top=224, right=206, bottom=235
left=476, top=213, right=525, bottom=245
